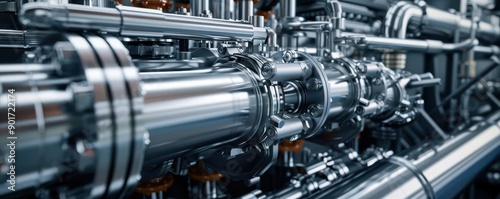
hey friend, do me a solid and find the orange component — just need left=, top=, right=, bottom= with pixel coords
left=141, top=0, right=172, bottom=12
left=135, top=174, right=174, bottom=195
left=255, top=9, right=274, bottom=20
left=278, top=140, right=305, bottom=153
left=173, top=2, right=190, bottom=12
left=188, top=161, right=223, bottom=183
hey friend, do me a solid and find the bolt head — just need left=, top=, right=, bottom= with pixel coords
left=356, top=63, right=367, bottom=73
left=218, top=45, right=226, bottom=54
left=282, top=50, right=298, bottom=63
left=266, top=128, right=277, bottom=140
left=301, top=117, right=312, bottom=132
left=261, top=62, right=275, bottom=79
left=307, top=104, right=324, bottom=117
left=270, top=115, right=285, bottom=128
left=375, top=93, right=385, bottom=101
left=306, top=78, right=323, bottom=91
left=355, top=106, right=364, bottom=115
left=375, top=93, right=386, bottom=101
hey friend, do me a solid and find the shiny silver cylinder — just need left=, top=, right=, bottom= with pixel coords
left=323, top=63, right=364, bottom=121
left=313, top=112, right=500, bottom=199
left=83, top=0, right=115, bottom=7
left=190, top=0, right=209, bottom=16
left=139, top=68, right=263, bottom=171
left=280, top=0, right=296, bottom=18
left=20, top=3, right=268, bottom=41
left=386, top=2, right=500, bottom=42
left=236, top=0, right=254, bottom=21
left=261, top=62, right=310, bottom=81
left=119, top=6, right=263, bottom=41
left=275, top=117, right=304, bottom=139
left=213, top=0, right=232, bottom=19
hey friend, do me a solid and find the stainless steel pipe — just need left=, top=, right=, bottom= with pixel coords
left=352, top=36, right=476, bottom=53
left=236, top=0, right=254, bottom=21
left=385, top=1, right=500, bottom=42
left=280, top=0, right=296, bottom=18
left=190, top=0, right=210, bottom=16
left=139, top=68, right=265, bottom=175
left=213, top=0, right=232, bottom=19
left=20, top=3, right=268, bottom=41
left=312, top=111, right=500, bottom=199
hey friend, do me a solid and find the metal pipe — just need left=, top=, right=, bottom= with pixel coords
left=236, top=0, right=253, bottom=21
left=213, top=0, right=232, bottom=19
left=83, top=0, right=114, bottom=7
left=280, top=0, right=296, bottom=18
left=325, top=0, right=344, bottom=52
left=385, top=1, right=500, bottom=42
left=474, top=45, right=500, bottom=55
left=20, top=2, right=268, bottom=41
left=139, top=68, right=264, bottom=175
left=350, top=36, right=476, bottom=53
left=311, top=111, right=500, bottom=199
left=190, top=0, right=210, bottom=16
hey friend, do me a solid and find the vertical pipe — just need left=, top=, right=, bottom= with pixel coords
left=280, top=0, right=296, bottom=18
left=213, top=0, right=231, bottom=19
left=190, top=0, right=210, bottom=16
left=236, top=0, right=254, bottom=21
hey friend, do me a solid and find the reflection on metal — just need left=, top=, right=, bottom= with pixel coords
left=0, top=0, right=499, bottom=198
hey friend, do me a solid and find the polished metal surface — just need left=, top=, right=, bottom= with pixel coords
left=20, top=3, right=268, bottom=41
left=312, top=112, right=500, bottom=199
left=0, top=0, right=499, bottom=198
left=140, top=68, right=262, bottom=166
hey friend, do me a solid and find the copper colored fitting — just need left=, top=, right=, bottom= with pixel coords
left=278, top=139, right=304, bottom=153
left=142, top=0, right=172, bottom=12
left=135, top=174, right=174, bottom=195
left=255, top=9, right=274, bottom=20
left=188, top=161, right=223, bottom=183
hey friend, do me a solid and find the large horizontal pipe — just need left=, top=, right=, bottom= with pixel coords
left=311, top=111, right=500, bottom=199
left=350, top=36, right=476, bottom=53
left=139, top=68, right=265, bottom=179
left=385, top=1, right=500, bottom=42
left=20, top=2, right=268, bottom=41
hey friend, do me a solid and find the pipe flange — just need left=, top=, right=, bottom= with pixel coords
left=270, top=51, right=330, bottom=138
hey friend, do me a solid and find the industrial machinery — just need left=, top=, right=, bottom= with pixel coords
left=0, top=0, right=499, bottom=198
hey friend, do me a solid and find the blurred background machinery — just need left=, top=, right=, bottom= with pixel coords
left=0, top=0, right=499, bottom=198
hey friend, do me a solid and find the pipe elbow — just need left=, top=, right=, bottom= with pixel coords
left=325, top=0, right=342, bottom=18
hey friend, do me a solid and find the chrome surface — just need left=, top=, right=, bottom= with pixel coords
left=312, top=112, right=500, bottom=199
left=0, top=0, right=498, bottom=198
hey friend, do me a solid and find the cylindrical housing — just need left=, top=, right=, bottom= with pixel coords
left=139, top=67, right=264, bottom=178
left=275, top=117, right=304, bottom=139
left=261, top=62, right=310, bottom=81
left=362, top=100, right=380, bottom=116
left=323, top=63, right=365, bottom=121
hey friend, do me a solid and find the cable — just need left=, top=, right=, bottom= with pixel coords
left=437, top=56, right=500, bottom=109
